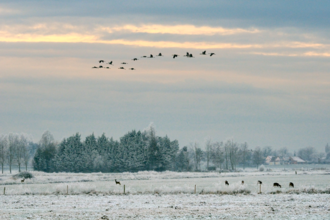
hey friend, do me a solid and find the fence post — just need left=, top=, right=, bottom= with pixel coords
left=124, top=185, right=125, bottom=194
left=194, top=185, right=196, bottom=194
left=3, top=187, right=5, bottom=195
left=259, top=184, right=261, bottom=194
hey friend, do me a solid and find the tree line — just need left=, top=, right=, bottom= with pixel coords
left=1, top=129, right=329, bottom=173
left=0, top=133, right=36, bottom=173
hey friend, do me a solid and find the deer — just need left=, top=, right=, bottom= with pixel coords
left=273, top=182, right=281, bottom=188
left=225, top=181, right=229, bottom=186
left=115, top=179, right=121, bottom=185
left=21, top=178, right=25, bottom=183
left=289, top=182, right=294, bottom=188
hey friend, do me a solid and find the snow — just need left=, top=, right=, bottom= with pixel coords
left=1, top=194, right=330, bottom=219
left=1, top=166, right=330, bottom=219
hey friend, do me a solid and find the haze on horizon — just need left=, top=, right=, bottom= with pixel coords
left=1, top=0, right=329, bottom=151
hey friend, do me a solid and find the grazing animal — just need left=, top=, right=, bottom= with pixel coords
left=118, top=67, right=125, bottom=70
left=21, top=178, right=25, bottom=183
left=200, top=50, right=207, bottom=55
left=172, top=54, right=178, bottom=59
left=225, top=181, right=229, bottom=186
left=273, top=182, right=281, bottom=188
left=107, top=61, right=113, bottom=65
left=289, top=182, right=294, bottom=188
left=209, top=53, right=215, bottom=57
left=99, top=65, right=103, bottom=68
left=99, top=60, right=104, bottom=63
left=115, top=179, right=121, bottom=185
left=242, top=180, right=244, bottom=185
left=258, top=180, right=262, bottom=185
left=132, top=58, right=138, bottom=61
left=157, top=53, right=163, bottom=56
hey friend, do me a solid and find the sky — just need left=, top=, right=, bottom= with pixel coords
left=0, top=0, right=330, bottom=151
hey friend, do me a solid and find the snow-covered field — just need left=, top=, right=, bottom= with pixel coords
left=1, top=194, right=330, bottom=219
left=1, top=165, right=330, bottom=219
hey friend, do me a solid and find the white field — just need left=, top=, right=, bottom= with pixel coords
left=1, top=165, right=330, bottom=219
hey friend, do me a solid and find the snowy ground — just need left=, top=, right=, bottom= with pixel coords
left=1, top=194, right=330, bottom=219
left=1, top=165, right=330, bottom=219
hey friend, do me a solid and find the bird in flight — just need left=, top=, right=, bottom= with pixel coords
left=157, top=53, right=163, bottom=57
left=92, top=66, right=98, bottom=68
left=121, top=62, right=127, bottom=64
left=149, top=54, right=154, bottom=58
left=118, top=67, right=125, bottom=70
left=130, top=68, right=135, bottom=70
left=106, top=67, right=110, bottom=69
left=200, top=50, right=207, bottom=55
left=141, top=55, right=147, bottom=58
left=107, top=61, right=113, bottom=65
left=99, top=60, right=104, bottom=63
left=132, top=58, right=138, bottom=61
left=99, top=65, right=103, bottom=68
left=209, top=53, right=215, bottom=56
left=172, top=54, right=178, bottom=59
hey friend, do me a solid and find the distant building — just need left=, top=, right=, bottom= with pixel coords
left=265, top=156, right=281, bottom=165
left=289, top=156, right=305, bottom=164
left=265, top=156, right=272, bottom=165
left=281, top=157, right=290, bottom=165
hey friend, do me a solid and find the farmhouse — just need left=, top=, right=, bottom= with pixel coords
left=289, top=156, right=305, bottom=164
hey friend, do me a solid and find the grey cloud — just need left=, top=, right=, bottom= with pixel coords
left=1, top=1, right=330, bottom=29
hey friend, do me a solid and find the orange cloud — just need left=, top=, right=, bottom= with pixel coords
left=252, top=51, right=330, bottom=57
left=101, top=24, right=260, bottom=35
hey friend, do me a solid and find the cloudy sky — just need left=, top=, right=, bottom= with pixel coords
left=1, top=1, right=329, bottom=151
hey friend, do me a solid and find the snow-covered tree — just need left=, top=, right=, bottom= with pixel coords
left=0, top=135, right=8, bottom=173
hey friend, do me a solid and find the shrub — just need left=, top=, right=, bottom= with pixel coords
left=13, top=171, right=34, bottom=179
left=259, top=165, right=265, bottom=172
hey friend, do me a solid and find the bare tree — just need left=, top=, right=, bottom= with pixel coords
left=23, top=143, right=30, bottom=171
left=8, top=134, right=18, bottom=174
left=325, top=143, right=330, bottom=154
left=298, top=147, right=315, bottom=162
left=278, top=147, right=288, bottom=157
left=262, top=146, right=273, bottom=157
left=204, top=138, right=212, bottom=170
left=228, top=141, right=239, bottom=170
left=0, top=135, right=8, bottom=174
left=15, top=134, right=28, bottom=172
left=211, top=142, right=224, bottom=170
left=224, top=141, right=230, bottom=170
left=253, top=147, right=264, bottom=169
left=191, top=142, right=203, bottom=171
left=239, top=142, right=249, bottom=169
left=39, top=131, right=55, bottom=148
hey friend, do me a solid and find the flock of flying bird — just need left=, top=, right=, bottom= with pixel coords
left=92, top=50, right=216, bottom=70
